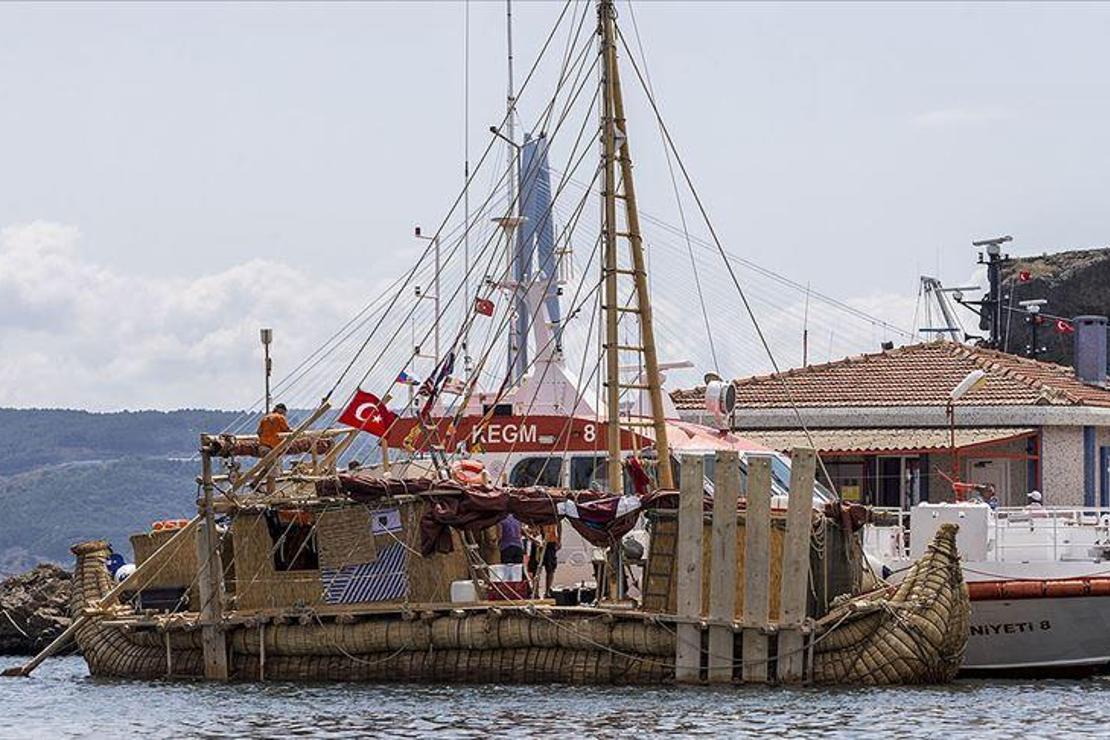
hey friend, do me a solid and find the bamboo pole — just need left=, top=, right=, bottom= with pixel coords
left=599, top=0, right=622, bottom=495
left=320, top=429, right=359, bottom=472
left=606, top=0, right=673, bottom=490
left=1, top=616, right=87, bottom=677
left=228, top=403, right=331, bottom=495
left=2, top=514, right=205, bottom=677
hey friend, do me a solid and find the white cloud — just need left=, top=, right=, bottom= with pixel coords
left=0, top=221, right=375, bottom=410
left=0, top=220, right=978, bottom=411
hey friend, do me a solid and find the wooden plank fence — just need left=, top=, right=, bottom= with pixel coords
left=674, top=454, right=704, bottom=682
left=671, top=448, right=816, bottom=685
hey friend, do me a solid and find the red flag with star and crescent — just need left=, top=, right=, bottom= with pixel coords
left=338, top=389, right=397, bottom=437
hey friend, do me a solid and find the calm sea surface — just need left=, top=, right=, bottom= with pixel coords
left=3, top=656, right=1110, bottom=738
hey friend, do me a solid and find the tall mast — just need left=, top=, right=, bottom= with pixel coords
left=463, top=0, right=472, bottom=377
left=598, top=0, right=674, bottom=491
left=504, top=0, right=524, bottom=380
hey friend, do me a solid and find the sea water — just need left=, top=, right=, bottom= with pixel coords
left=2, top=656, right=1109, bottom=738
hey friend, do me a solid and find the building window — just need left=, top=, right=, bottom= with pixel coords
left=822, top=459, right=865, bottom=502
left=509, top=457, right=563, bottom=487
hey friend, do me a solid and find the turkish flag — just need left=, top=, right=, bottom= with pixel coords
left=474, top=297, right=494, bottom=316
left=338, top=389, right=397, bottom=437
left=1018, top=270, right=1032, bottom=283
left=1056, top=319, right=1075, bottom=335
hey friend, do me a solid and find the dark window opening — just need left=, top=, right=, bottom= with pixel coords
left=265, top=511, right=320, bottom=571
left=570, top=455, right=634, bottom=494
left=483, top=403, right=514, bottom=417
left=509, top=457, right=563, bottom=487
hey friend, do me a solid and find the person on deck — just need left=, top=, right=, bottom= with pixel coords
left=499, top=514, right=524, bottom=565
left=257, top=403, right=291, bottom=452
left=1026, top=490, right=1044, bottom=509
left=526, top=522, right=561, bottom=598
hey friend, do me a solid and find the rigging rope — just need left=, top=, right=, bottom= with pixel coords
left=613, top=22, right=841, bottom=498
left=625, top=0, right=719, bottom=375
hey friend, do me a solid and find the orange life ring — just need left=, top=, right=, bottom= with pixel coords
left=451, top=459, right=488, bottom=487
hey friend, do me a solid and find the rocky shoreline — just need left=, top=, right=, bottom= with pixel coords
left=0, top=564, right=74, bottom=655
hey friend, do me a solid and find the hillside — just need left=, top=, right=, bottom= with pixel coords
left=1001, top=247, right=1110, bottom=367
left=0, top=408, right=246, bottom=476
left=0, top=409, right=250, bottom=574
left=0, top=407, right=370, bottom=575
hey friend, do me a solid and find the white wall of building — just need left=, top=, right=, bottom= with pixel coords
left=1040, top=425, right=1085, bottom=506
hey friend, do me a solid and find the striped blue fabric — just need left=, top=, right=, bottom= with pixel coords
left=321, top=542, right=409, bottom=604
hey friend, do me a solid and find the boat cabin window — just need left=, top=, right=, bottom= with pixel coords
left=675, top=453, right=834, bottom=505
left=483, top=403, right=514, bottom=417
left=265, top=510, right=320, bottom=571
left=509, top=457, right=563, bottom=487
left=570, top=456, right=634, bottom=494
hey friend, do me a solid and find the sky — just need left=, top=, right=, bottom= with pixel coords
left=1, top=1, right=1109, bottom=411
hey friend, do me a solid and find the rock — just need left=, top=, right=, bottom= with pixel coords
left=1001, top=247, right=1110, bottom=367
left=0, top=563, right=74, bottom=655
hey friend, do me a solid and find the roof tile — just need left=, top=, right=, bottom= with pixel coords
left=670, top=340, right=1110, bottom=410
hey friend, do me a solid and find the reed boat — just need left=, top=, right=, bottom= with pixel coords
left=6, top=0, right=969, bottom=685
left=63, top=485, right=967, bottom=685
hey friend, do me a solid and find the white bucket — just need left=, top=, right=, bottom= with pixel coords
left=450, top=580, right=477, bottom=603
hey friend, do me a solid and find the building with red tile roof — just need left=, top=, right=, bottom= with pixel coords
left=671, top=340, right=1110, bottom=508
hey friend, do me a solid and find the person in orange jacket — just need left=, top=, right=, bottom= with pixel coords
left=257, top=403, right=290, bottom=452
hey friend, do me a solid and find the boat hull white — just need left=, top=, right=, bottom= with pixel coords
left=965, top=595, right=1110, bottom=671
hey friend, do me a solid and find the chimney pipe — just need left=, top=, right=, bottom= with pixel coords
left=1074, top=315, right=1108, bottom=386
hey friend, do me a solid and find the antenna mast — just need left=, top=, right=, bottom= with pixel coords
left=598, top=0, right=673, bottom=491
left=500, top=0, right=526, bottom=380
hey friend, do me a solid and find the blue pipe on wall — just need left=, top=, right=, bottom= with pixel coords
left=1084, top=426, right=1096, bottom=508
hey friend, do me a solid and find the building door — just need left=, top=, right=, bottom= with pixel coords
left=875, top=456, right=921, bottom=509
left=968, top=458, right=1011, bottom=504
left=876, top=457, right=903, bottom=508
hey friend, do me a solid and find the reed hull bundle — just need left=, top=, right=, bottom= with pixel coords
left=70, top=526, right=968, bottom=685
left=810, top=523, right=970, bottom=685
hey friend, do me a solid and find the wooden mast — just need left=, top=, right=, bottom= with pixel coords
left=197, top=441, right=229, bottom=680
left=598, top=0, right=674, bottom=491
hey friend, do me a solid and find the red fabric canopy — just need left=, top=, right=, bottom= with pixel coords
left=323, top=472, right=675, bottom=555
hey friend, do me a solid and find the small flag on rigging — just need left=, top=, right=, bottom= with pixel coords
left=396, top=370, right=420, bottom=386
left=474, top=297, right=495, bottom=316
left=1056, top=319, right=1075, bottom=335
left=338, top=389, right=397, bottom=437
left=1018, top=270, right=1032, bottom=283
left=441, top=376, right=467, bottom=395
